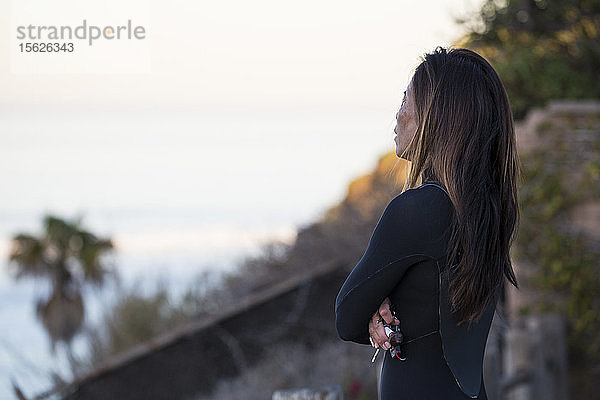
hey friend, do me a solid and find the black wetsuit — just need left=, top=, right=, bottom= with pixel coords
left=335, top=180, right=499, bottom=399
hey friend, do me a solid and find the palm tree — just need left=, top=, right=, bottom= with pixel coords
left=6, top=214, right=115, bottom=359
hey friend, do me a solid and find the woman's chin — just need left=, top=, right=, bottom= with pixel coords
left=395, top=148, right=410, bottom=161
left=395, top=146, right=404, bottom=159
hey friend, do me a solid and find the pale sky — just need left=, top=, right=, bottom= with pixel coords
left=0, top=0, right=482, bottom=109
left=0, top=0, right=486, bottom=254
left=0, top=0, right=487, bottom=249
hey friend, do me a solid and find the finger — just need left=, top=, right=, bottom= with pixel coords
left=368, top=317, right=376, bottom=348
left=379, top=301, right=394, bottom=325
left=369, top=313, right=385, bottom=347
left=371, top=313, right=389, bottom=350
left=375, top=321, right=391, bottom=350
left=379, top=298, right=401, bottom=325
left=368, top=324, right=379, bottom=348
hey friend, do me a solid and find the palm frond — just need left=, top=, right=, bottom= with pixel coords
left=7, top=234, right=50, bottom=279
left=76, top=231, right=115, bottom=286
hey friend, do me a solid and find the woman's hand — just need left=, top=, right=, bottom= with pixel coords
left=368, top=297, right=400, bottom=350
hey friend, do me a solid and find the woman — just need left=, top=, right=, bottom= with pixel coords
left=335, top=46, right=522, bottom=399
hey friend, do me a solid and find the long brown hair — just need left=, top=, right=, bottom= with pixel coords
left=400, top=46, right=522, bottom=326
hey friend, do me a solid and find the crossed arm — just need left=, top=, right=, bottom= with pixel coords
left=334, top=185, right=451, bottom=349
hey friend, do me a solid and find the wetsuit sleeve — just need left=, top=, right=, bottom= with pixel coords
left=334, top=186, right=452, bottom=345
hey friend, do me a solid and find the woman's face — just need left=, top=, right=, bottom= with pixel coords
left=394, top=77, right=418, bottom=159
